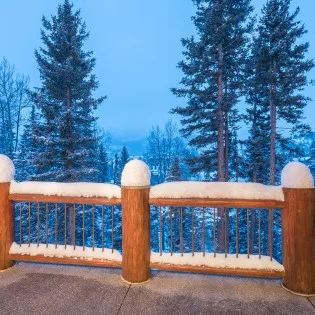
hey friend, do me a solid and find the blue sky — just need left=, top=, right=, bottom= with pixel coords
left=0, top=0, right=314, bottom=140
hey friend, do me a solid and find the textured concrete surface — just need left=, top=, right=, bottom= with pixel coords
left=0, top=263, right=314, bottom=315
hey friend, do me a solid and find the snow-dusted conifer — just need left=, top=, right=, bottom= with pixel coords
left=308, top=137, right=315, bottom=177
left=120, top=145, right=129, bottom=172
left=30, top=0, right=106, bottom=182
left=255, top=0, right=314, bottom=184
left=113, top=153, right=120, bottom=185
left=244, top=36, right=271, bottom=184
left=172, top=0, right=253, bottom=181
left=96, top=143, right=108, bottom=183
left=166, top=157, right=181, bottom=182
left=15, top=104, right=38, bottom=181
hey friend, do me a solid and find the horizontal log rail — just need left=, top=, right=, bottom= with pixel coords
left=9, top=253, right=122, bottom=269
left=9, top=194, right=121, bottom=205
left=149, top=198, right=285, bottom=209
left=150, top=262, right=285, bottom=279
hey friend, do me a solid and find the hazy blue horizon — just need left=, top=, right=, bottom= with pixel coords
left=1, top=0, right=314, bottom=142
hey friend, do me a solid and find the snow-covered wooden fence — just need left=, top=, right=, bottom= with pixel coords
left=0, top=156, right=314, bottom=296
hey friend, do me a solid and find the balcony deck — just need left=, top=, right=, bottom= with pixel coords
left=0, top=263, right=314, bottom=315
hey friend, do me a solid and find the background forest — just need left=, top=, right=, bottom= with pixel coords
left=1, top=0, right=314, bottom=261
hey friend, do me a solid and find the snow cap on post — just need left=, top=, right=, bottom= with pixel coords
left=0, top=154, right=15, bottom=183
left=121, top=159, right=151, bottom=187
left=281, top=161, right=314, bottom=188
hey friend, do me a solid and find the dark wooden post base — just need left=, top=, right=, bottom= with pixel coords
left=282, top=188, right=315, bottom=295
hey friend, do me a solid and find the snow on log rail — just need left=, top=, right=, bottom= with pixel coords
left=9, top=243, right=122, bottom=268
left=150, top=253, right=285, bottom=279
left=150, top=182, right=284, bottom=200
left=9, top=181, right=121, bottom=204
left=149, top=182, right=285, bottom=208
left=10, top=181, right=121, bottom=199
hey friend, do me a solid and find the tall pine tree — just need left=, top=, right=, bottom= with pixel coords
left=96, top=143, right=108, bottom=183
left=309, top=136, right=315, bottom=177
left=171, top=0, right=253, bottom=181
left=15, top=104, right=38, bottom=181
left=30, top=0, right=105, bottom=182
left=113, top=153, right=120, bottom=185
left=166, top=157, right=181, bottom=182
left=244, top=36, right=271, bottom=184
left=255, top=0, right=314, bottom=184
left=120, top=145, right=129, bottom=172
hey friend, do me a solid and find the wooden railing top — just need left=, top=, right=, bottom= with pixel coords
left=9, top=194, right=286, bottom=208
left=149, top=198, right=285, bottom=209
left=9, top=194, right=121, bottom=205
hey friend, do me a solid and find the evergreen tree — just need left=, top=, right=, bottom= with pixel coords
left=15, top=104, right=38, bottom=181
left=309, top=136, right=315, bottom=177
left=229, top=130, right=243, bottom=182
left=113, top=153, right=120, bottom=185
left=244, top=36, right=271, bottom=184
left=120, top=145, right=129, bottom=172
left=30, top=0, right=106, bottom=182
left=97, top=143, right=108, bottom=183
left=255, top=0, right=314, bottom=184
left=166, top=157, right=181, bottom=182
left=171, top=0, right=253, bottom=181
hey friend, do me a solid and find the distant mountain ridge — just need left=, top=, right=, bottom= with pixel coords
left=109, top=130, right=147, bottom=156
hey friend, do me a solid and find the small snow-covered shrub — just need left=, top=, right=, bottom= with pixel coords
left=281, top=162, right=314, bottom=188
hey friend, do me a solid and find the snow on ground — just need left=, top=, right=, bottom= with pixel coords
left=10, top=181, right=121, bottom=199
left=0, top=154, right=15, bottom=183
left=151, top=252, right=284, bottom=272
left=150, top=182, right=284, bottom=201
left=10, top=242, right=122, bottom=262
left=121, top=159, right=151, bottom=187
left=281, top=161, right=314, bottom=188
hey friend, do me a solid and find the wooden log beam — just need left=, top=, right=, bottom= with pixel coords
left=150, top=263, right=284, bottom=279
left=9, top=194, right=121, bottom=205
left=9, top=253, right=122, bottom=269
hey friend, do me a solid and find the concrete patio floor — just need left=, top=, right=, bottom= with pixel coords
left=0, top=263, right=314, bottom=315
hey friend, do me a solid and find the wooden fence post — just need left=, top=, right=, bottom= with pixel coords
left=0, top=155, right=15, bottom=271
left=121, top=160, right=151, bottom=284
left=281, top=162, right=315, bottom=296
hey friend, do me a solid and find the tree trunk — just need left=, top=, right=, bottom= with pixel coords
left=224, top=111, right=229, bottom=182
left=66, top=87, right=73, bottom=177
left=217, top=43, right=225, bottom=182
left=252, top=100, right=258, bottom=183
left=66, top=87, right=75, bottom=245
left=217, top=43, right=225, bottom=252
left=269, top=60, right=277, bottom=185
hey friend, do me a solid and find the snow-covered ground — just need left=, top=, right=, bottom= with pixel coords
left=10, top=181, right=121, bottom=199
left=150, top=181, right=284, bottom=201
left=151, top=252, right=284, bottom=272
